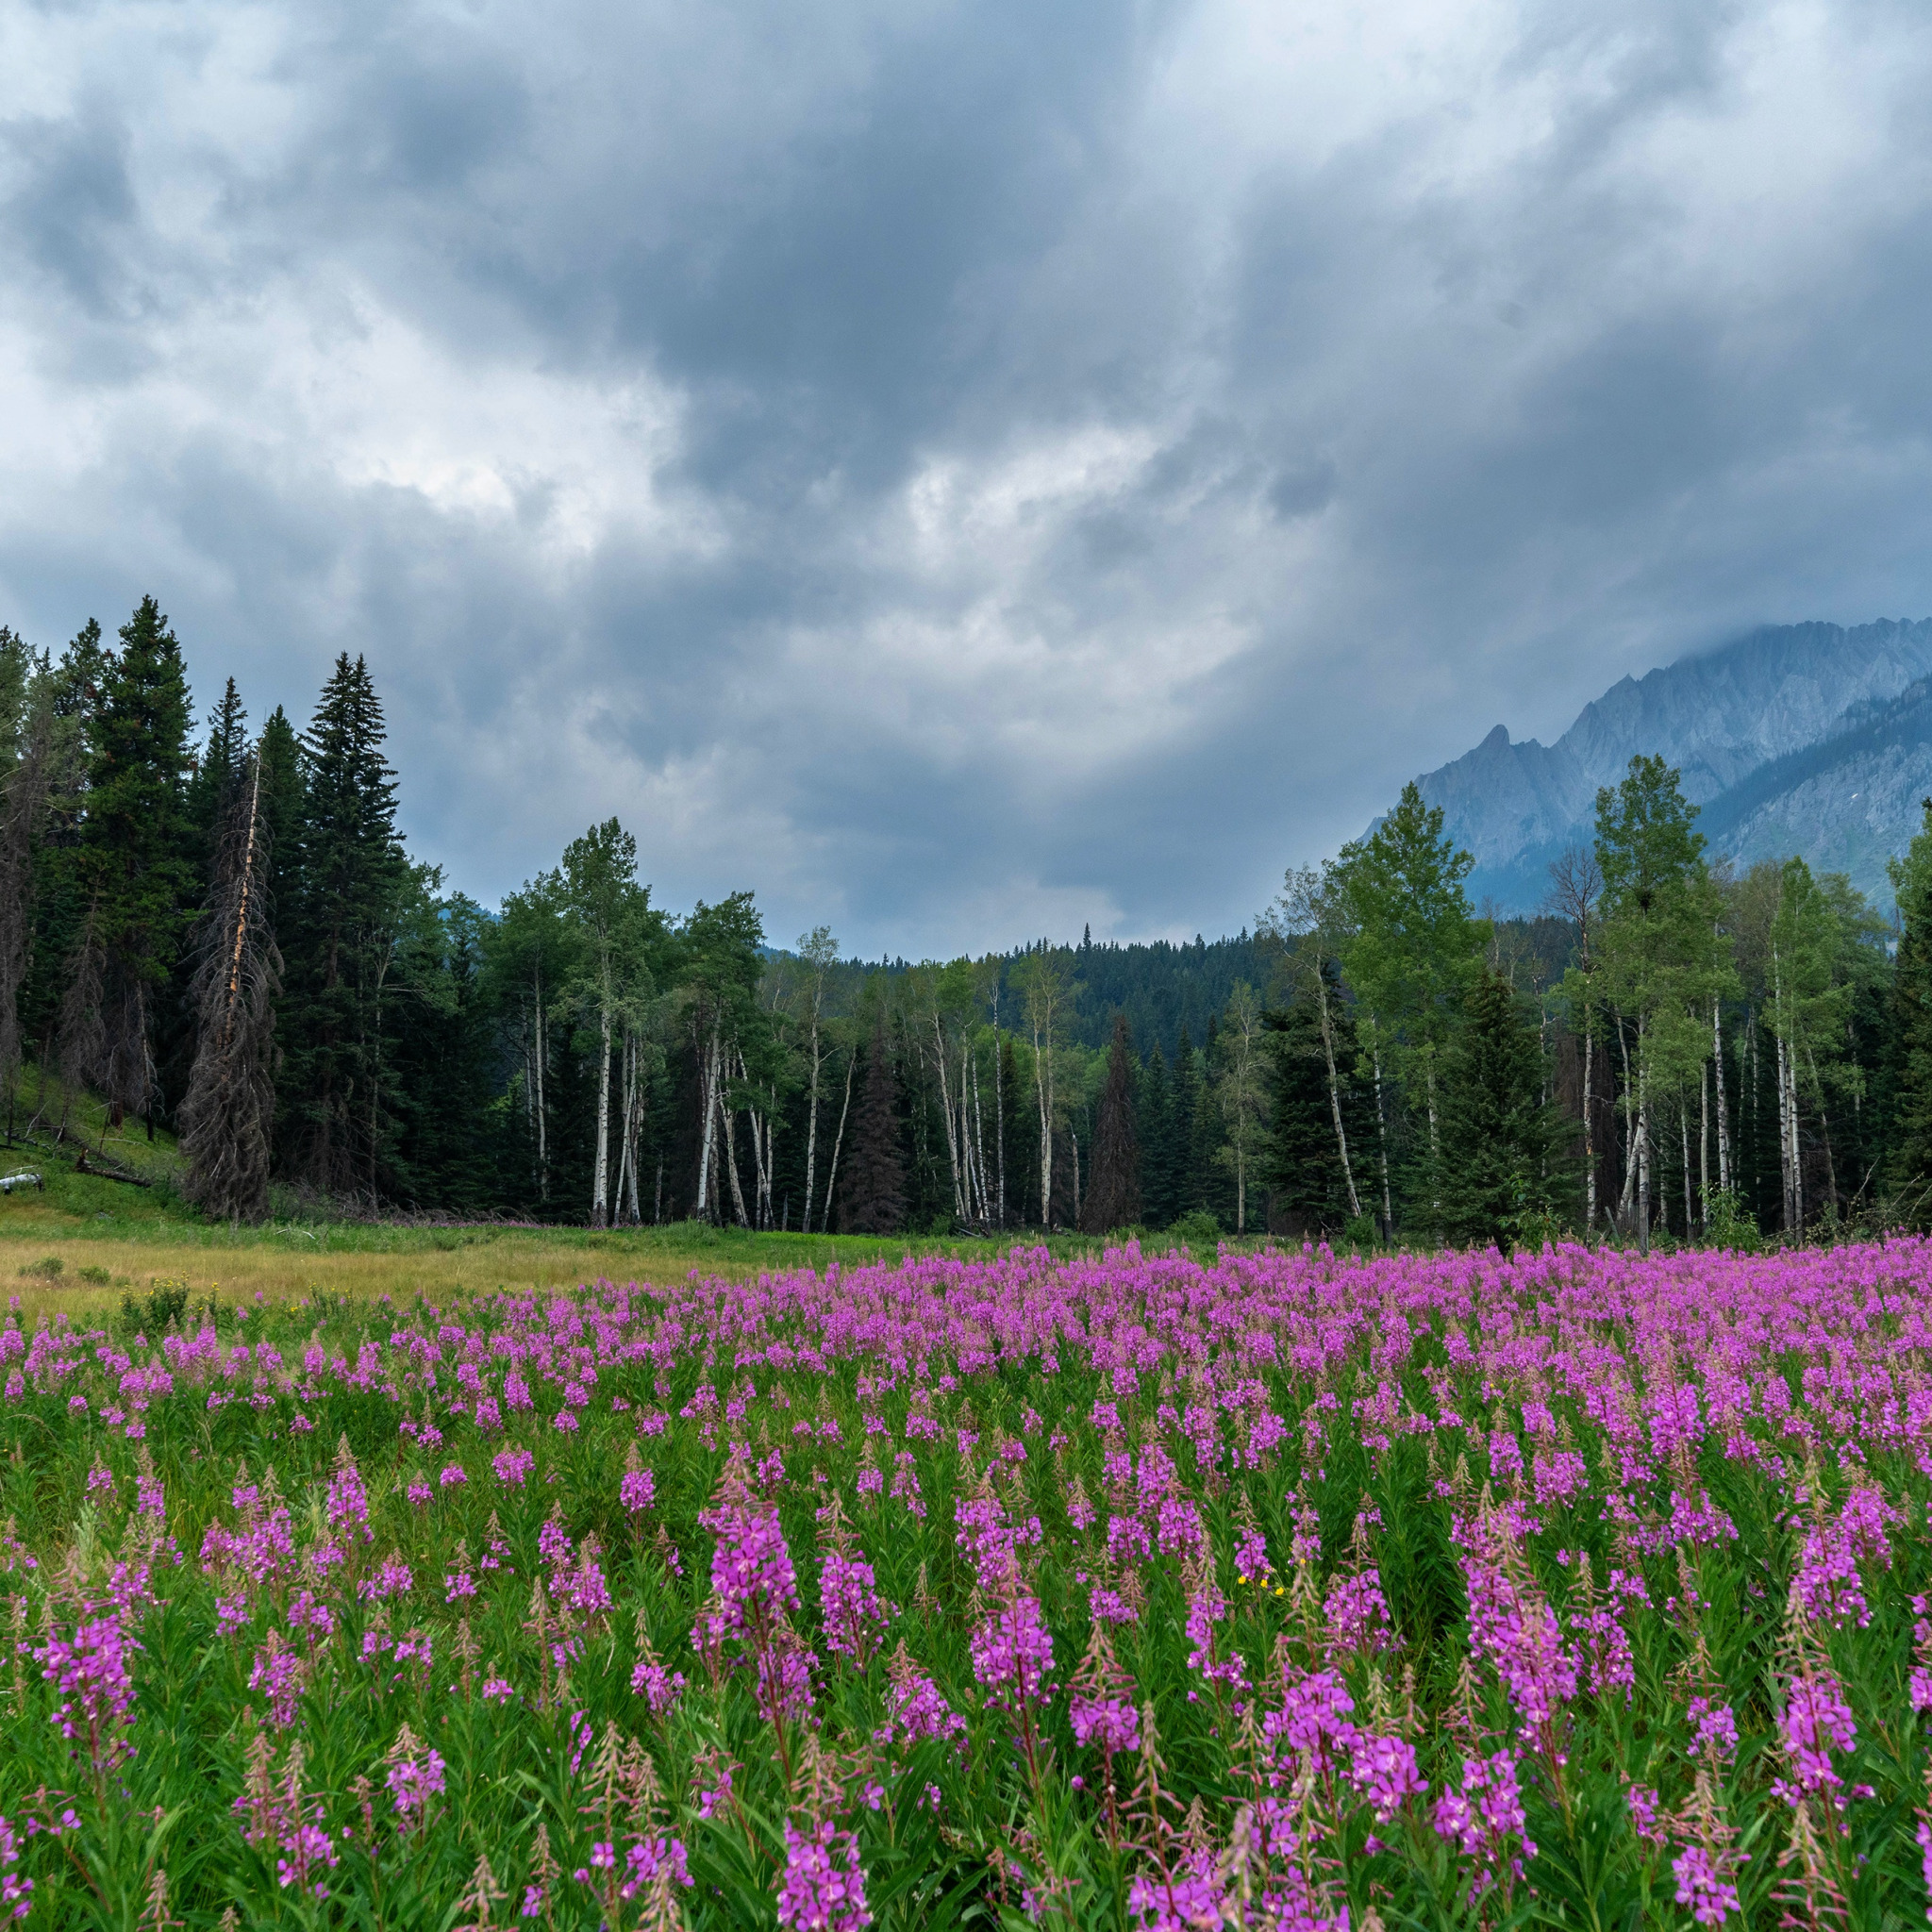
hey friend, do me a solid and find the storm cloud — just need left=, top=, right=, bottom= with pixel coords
left=4, top=0, right=1931, bottom=956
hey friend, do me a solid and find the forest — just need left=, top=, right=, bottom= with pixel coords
left=5, top=597, right=1932, bottom=1248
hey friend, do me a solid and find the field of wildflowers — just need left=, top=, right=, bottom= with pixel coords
left=2, top=1237, right=1931, bottom=1929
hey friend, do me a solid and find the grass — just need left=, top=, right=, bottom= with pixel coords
left=2, top=1065, right=1188, bottom=1317
left=0, top=1219, right=1059, bottom=1323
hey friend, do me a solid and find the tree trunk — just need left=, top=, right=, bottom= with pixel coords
left=1372, top=1047, right=1393, bottom=1235
left=803, top=1008, right=823, bottom=1233
left=1581, top=1007, right=1596, bottom=1230
left=993, top=1019, right=1006, bottom=1228
left=533, top=964, right=548, bottom=1204
left=932, top=1011, right=965, bottom=1223
left=721, top=1070, right=751, bottom=1229
left=591, top=999, right=612, bottom=1227
left=824, top=1049, right=856, bottom=1228
left=1680, top=1100, right=1692, bottom=1239
left=1034, top=1026, right=1054, bottom=1228
left=1634, top=1023, right=1651, bottom=1257
left=694, top=1021, right=721, bottom=1222
left=1711, top=997, right=1730, bottom=1195
left=1314, top=974, right=1362, bottom=1221
left=1699, top=1059, right=1710, bottom=1230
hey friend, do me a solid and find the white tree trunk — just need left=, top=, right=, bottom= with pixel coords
left=592, top=1001, right=612, bottom=1227
left=694, top=1021, right=721, bottom=1221
left=1581, top=1008, right=1595, bottom=1230
left=803, top=1011, right=823, bottom=1233
left=932, top=1011, right=965, bottom=1223
left=823, top=1050, right=856, bottom=1231
left=1711, top=997, right=1731, bottom=1194
left=1314, top=975, right=1362, bottom=1221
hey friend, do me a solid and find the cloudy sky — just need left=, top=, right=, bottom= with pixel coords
left=5, top=0, right=1932, bottom=958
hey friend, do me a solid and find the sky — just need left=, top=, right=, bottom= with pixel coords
left=5, top=0, right=1932, bottom=960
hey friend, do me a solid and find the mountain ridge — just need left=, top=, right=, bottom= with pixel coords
left=1409, top=618, right=1932, bottom=910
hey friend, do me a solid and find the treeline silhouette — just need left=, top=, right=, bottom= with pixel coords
left=6, top=601, right=1932, bottom=1244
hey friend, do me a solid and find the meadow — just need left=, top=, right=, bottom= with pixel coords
left=0, top=1235, right=1928, bottom=1929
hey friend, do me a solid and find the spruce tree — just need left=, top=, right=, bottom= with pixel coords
left=1188, top=1012, right=1232, bottom=1224
left=0, top=640, right=54, bottom=1121
left=1168, top=1027, right=1200, bottom=1215
left=1435, top=970, right=1570, bottom=1249
left=187, top=677, right=248, bottom=864
left=1081, top=1014, right=1140, bottom=1232
left=998, top=1030, right=1027, bottom=1224
left=1138, top=1045, right=1173, bottom=1226
left=277, top=655, right=410, bottom=1196
left=1884, top=799, right=1932, bottom=1222
left=839, top=1017, right=906, bottom=1234
left=1260, top=973, right=1371, bottom=1236
left=76, top=598, right=194, bottom=1127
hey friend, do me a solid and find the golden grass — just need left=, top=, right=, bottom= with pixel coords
left=0, top=1218, right=1040, bottom=1326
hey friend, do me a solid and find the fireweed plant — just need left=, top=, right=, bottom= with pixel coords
left=1, top=1241, right=1931, bottom=1926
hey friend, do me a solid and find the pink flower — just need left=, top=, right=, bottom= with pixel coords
left=1070, top=1695, right=1140, bottom=1756
left=968, top=1593, right=1056, bottom=1713
left=776, top=1819, right=870, bottom=1932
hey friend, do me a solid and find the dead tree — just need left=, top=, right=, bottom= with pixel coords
left=178, top=745, right=282, bottom=1222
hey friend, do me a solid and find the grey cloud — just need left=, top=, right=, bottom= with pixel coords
left=3, top=0, right=1932, bottom=958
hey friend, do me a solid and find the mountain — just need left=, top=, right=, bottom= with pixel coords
left=1411, top=619, right=1932, bottom=909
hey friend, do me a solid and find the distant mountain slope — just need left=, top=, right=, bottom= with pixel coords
left=1411, top=619, right=1932, bottom=908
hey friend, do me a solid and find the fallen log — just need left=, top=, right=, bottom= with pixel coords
left=0, top=1172, right=42, bottom=1193
left=74, top=1151, right=150, bottom=1188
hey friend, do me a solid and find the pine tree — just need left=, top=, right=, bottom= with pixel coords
left=1884, top=799, right=1932, bottom=1222
left=179, top=744, right=281, bottom=1222
left=76, top=598, right=195, bottom=1128
left=187, top=677, right=248, bottom=864
left=0, top=637, right=54, bottom=1122
left=1081, top=1014, right=1140, bottom=1232
left=1261, top=970, right=1371, bottom=1237
left=1435, top=970, right=1570, bottom=1249
left=1168, top=1027, right=1201, bottom=1215
left=1138, top=1045, right=1173, bottom=1226
left=999, top=1030, right=1029, bottom=1224
left=839, top=1017, right=906, bottom=1234
left=276, top=655, right=410, bottom=1196
left=1188, top=1013, right=1231, bottom=1224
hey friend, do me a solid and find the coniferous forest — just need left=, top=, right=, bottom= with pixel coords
left=5, top=600, right=1932, bottom=1247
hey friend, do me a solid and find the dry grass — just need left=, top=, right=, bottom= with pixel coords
left=0, top=1217, right=1040, bottom=1326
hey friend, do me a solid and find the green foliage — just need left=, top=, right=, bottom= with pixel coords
left=1886, top=799, right=1932, bottom=1222
left=1433, top=970, right=1574, bottom=1248
left=1167, top=1206, right=1221, bottom=1253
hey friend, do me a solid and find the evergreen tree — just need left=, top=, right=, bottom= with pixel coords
left=1081, top=1014, right=1140, bottom=1232
left=1435, top=970, right=1571, bottom=1249
left=187, top=677, right=248, bottom=865
left=0, top=637, right=54, bottom=1121
left=999, top=1031, right=1030, bottom=1224
left=1138, top=1045, right=1173, bottom=1226
left=77, top=597, right=195, bottom=1127
left=386, top=892, right=503, bottom=1212
left=1260, top=968, right=1372, bottom=1236
left=1885, top=799, right=1932, bottom=1222
left=277, top=654, right=410, bottom=1196
left=839, top=1017, right=906, bottom=1234
left=1168, top=1027, right=1201, bottom=1216
left=1187, top=1013, right=1231, bottom=1224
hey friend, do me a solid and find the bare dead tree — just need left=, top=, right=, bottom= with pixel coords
left=179, top=745, right=282, bottom=1222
